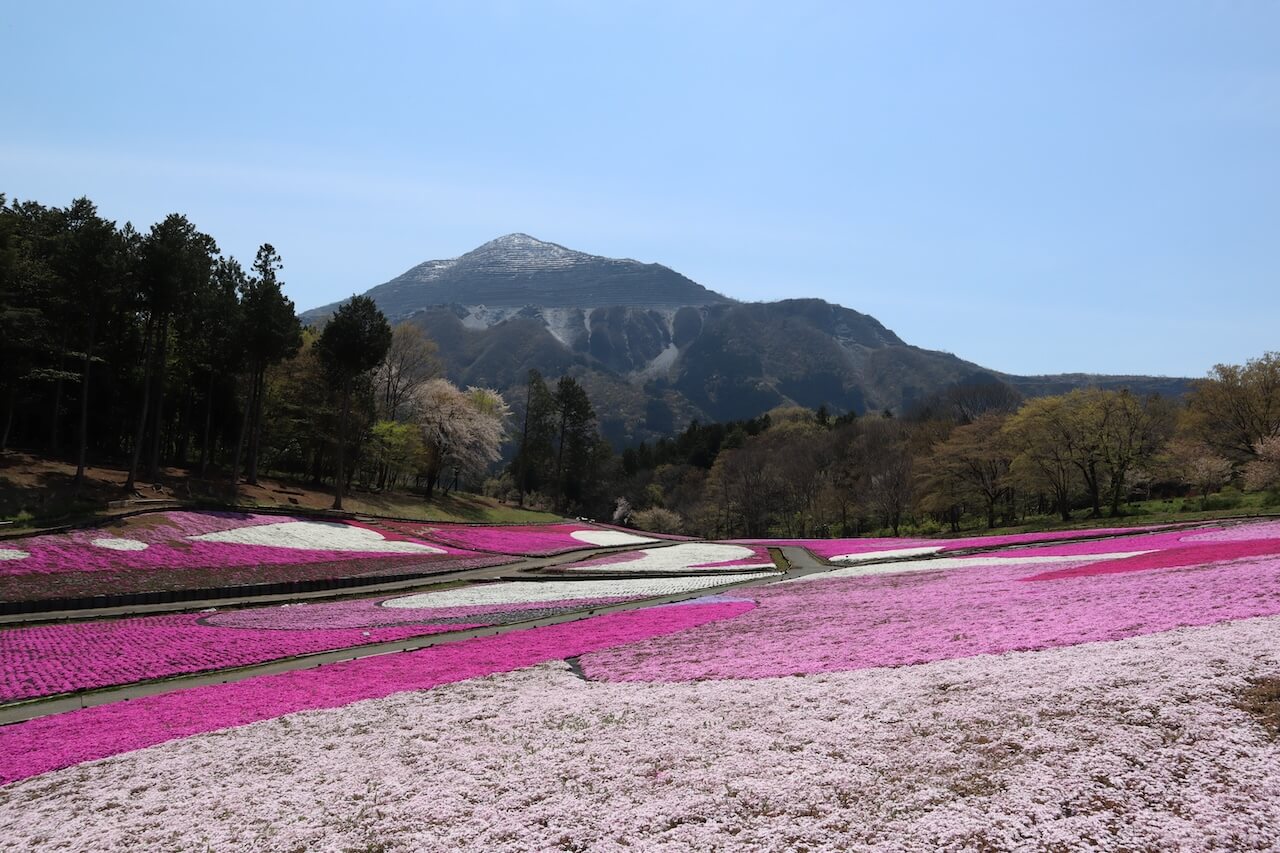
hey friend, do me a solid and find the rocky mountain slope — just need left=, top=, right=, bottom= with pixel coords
left=302, top=235, right=1191, bottom=445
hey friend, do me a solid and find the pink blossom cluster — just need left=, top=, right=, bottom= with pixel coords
left=1, top=615, right=1277, bottom=850
left=581, top=543, right=1280, bottom=682
left=0, top=511, right=460, bottom=576
left=202, top=597, right=626, bottom=631
left=0, top=599, right=753, bottom=784
left=0, top=613, right=469, bottom=702
left=3, top=590, right=682, bottom=702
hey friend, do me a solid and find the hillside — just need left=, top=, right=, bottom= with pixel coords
left=303, top=235, right=1192, bottom=444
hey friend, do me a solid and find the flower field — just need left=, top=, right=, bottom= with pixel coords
left=1, top=516, right=1279, bottom=849
left=382, top=521, right=658, bottom=556
left=0, top=511, right=513, bottom=601
left=556, top=542, right=777, bottom=574
left=0, top=613, right=468, bottom=702
left=0, top=574, right=768, bottom=702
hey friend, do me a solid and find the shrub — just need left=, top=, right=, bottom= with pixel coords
left=630, top=507, right=683, bottom=535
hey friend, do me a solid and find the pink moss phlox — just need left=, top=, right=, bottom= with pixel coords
left=0, top=600, right=753, bottom=784
left=1022, top=538, right=1280, bottom=581
left=0, top=511, right=477, bottom=578
left=0, top=615, right=472, bottom=702
left=1183, top=521, right=1280, bottom=542
left=203, top=596, right=630, bottom=630
left=580, top=552, right=1280, bottom=683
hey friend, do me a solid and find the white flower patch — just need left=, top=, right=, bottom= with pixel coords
left=190, top=521, right=446, bottom=554
left=0, top=549, right=29, bottom=561
left=564, top=543, right=775, bottom=574
left=828, top=546, right=943, bottom=563
left=382, top=573, right=770, bottom=608
left=569, top=529, right=659, bottom=547
left=90, top=538, right=149, bottom=551
left=785, top=552, right=1155, bottom=582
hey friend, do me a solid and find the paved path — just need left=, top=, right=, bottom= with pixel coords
left=0, top=540, right=687, bottom=626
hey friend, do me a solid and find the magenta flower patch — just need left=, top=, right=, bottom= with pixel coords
left=0, top=599, right=753, bottom=784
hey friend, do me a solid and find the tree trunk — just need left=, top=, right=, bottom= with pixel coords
left=332, top=379, right=350, bottom=510
left=49, top=332, right=69, bottom=454
left=230, top=375, right=252, bottom=500
left=145, top=315, right=170, bottom=481
left=553, top=414, right=567, bottom=511
left=516, top=374, right=533, bottom=506
left=247, top=367, right=265, bottom=485
left=125, top=316, right=157, bottom=492
left=1, top=387, right=15, bottom=452
left=174, top=383, right=193, bottom=467
left=73, top=327, right=96, bottom=491
left=199, top=372, right=215, bottom=479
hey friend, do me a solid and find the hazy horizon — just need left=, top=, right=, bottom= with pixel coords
left=5, top=1, right=1278, bottom=378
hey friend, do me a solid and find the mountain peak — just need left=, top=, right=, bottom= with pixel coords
left=301, top=235, right=732, bottom=322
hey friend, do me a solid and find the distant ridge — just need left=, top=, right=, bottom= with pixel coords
left=302, top=235, right=1191, bottom=445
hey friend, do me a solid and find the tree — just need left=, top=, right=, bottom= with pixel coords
left=1003, top=396, right=1079, bottom=521
left=412, top=379, right=509, bottom=499
left=1097, top=391, right=1174, bottom=515
left=42, top=199, right=124, bottom=486
left=551, top=376, right=597, bottom=511
left=512, top=369, right=556, bottom=505
left=126, top=215, right=219, bottom=490
left=316, top=295, right=392, bottom=510
left=375, top=322, right=439, bottom=421
left=920, top=413, right=1012, bottom=529
left=1184, top=353, right=1280, bottom=461
left=1244, top=436, right=1280, bottom=493
left=861, top=420, right=914, bottom=535
left=235, top=244, right=302, bottom=486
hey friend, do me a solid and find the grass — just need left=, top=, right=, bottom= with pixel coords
left=0, top=450, right=560, bottom=534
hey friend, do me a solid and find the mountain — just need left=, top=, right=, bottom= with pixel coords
left=302, top=234, right=1192, bottom=445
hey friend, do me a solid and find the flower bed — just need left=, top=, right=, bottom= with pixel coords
left=0, top=599, right=754, bottom=784
left=382, top=573, right=771, bottom=609
left=0, top=511, right=512, bottom=601
left=0, top=570, right=769, bottom=702
left=385, top=521, right=657, bottom=556
left=580, top=526, right=1280, bottom=682
left=0, top=615, right=469, bottom=703
left=558, top=543, right=777, bottom=574
left=2, top=615, right=1278, bottom=850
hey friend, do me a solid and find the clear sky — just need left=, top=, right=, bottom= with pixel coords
left=4, top=1, right=1277, bottom=377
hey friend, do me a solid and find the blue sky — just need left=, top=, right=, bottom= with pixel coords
left=4, top=1, right=1277, bottom=377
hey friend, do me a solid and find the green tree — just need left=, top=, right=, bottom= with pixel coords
left=512, top=369, right=556, bottom=505
left=551, top=375, right=597, bottom=512
left=234, top=244, right=302, bottom=487
left=49, top=199, right=127, bottom=489
left=317, top=295, right=392, bottom=510
left=1184, top=353, right=1280, bottom=462
left=126, top=215, right=219, bottom=490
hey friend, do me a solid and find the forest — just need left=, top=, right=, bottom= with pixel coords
left=3, top=194, right=1279, bottom=535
